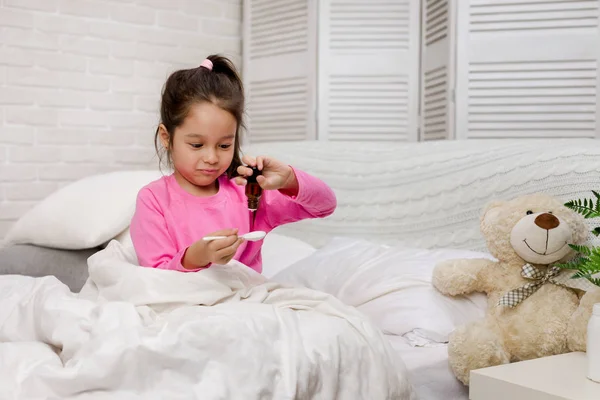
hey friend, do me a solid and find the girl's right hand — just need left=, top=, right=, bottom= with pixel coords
left=183, top=229, right=244, bottom=269
left=204, top=228, right=244, bottom=265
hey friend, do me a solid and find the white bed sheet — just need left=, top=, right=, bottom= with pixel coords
left=386, top=335, right=468, bottom=400
left=269, top=237, right=485, bottom=400
left=0, top=241, right=415, bottom=399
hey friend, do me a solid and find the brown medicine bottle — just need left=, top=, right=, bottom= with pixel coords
left=245, top=166, right=262, bottom=211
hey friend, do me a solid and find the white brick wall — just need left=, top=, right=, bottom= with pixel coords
left=0, top=0, right=242, bottom=241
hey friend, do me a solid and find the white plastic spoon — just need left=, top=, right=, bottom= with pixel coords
left=202, top=230, right=267, bottom=242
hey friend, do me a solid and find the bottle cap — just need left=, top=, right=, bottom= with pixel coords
left=246, top=166, right=261, bottom=183
left=594, top=303, right=600, bottom=316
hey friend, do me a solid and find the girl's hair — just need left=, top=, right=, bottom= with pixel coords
left=155, top=54, right=245, bottom=178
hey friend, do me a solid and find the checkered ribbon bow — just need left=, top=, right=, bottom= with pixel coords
left=498, top=264, right=562, bottom=308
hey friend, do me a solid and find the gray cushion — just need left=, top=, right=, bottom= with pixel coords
left=0, top=244, right=98, bottom=292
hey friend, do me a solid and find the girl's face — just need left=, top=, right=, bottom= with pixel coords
left=160, top=102, right=236, bottom=194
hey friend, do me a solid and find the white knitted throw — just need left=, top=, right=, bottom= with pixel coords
left=246, top=139, right=600, bottom=252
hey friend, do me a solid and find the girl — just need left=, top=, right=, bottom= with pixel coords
left=130, top=55, right=336, bottom=273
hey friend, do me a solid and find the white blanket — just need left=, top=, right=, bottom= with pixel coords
left=0, top=241, right=414, bottom=400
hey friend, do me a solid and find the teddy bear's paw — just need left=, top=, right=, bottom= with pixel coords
left=448, top=319, right=510, bottom=385
left=432, top=259, right=478, bottom=296
left=432, top=259, right=458, bottom=294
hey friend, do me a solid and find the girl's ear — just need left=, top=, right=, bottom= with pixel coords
left=158, top=124, right=170, bottom=150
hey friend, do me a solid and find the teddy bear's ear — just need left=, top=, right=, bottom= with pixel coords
left=480, top=200, right=506, bottom=225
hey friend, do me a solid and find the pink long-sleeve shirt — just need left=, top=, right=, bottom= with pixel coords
left=130, top=168, right=336, bottom=273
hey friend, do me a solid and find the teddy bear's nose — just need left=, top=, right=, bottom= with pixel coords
left=534, top=213, right=560, bottom=230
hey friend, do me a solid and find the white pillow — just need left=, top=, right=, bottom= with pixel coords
left=5, top=170, right=162, bottom=250
left=272, top=237, right=390, bottom=291
left=273, top=237, right=490, bottom=343
left=111, top=227, right=134, bottom=248
left=260, top=233, right=316, bottom=278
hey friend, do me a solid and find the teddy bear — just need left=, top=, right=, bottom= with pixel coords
left=432, top=193, right=600, bottom=385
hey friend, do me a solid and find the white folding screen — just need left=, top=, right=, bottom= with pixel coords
left=318, top=0, right=421, bottom=141
left=454, top=0, right=600, bottom=139
left=243, top=0, right=600, bottom=142
left=242, top=0, right=317, bottom=143
left=243, top=0, right=421, bottom=142
left=420, top=0, right=454, bottom=140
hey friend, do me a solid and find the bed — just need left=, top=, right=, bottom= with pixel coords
left=2, top=138, right=600, bottom=399
left=0, top=244, right=98, bottom=292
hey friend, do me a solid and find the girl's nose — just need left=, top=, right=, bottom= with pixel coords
left=204, top=149, right=218, bottom=164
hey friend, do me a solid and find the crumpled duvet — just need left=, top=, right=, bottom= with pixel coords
left=0, top=241, right=414, bottom=400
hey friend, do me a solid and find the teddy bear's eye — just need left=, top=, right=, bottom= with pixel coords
left=526, top=210, right=533, bottom=215
left=548, top=211, right=553, bottom=214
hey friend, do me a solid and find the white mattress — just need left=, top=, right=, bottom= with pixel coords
left=386, top=335, right=468, bottom=400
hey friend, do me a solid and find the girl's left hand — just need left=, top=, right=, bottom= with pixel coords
left=235, top=155, right=298, bottom=192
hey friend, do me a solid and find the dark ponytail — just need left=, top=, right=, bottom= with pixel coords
left=155, top=54, right=245, bottom=178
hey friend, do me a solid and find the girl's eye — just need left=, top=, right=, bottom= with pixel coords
left=190, top=144, right=203, bottom=149
left=220, top=144, right=232, bottom=149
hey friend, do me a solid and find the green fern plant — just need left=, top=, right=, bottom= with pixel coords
left=557, top=191, right=600, bottom=287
